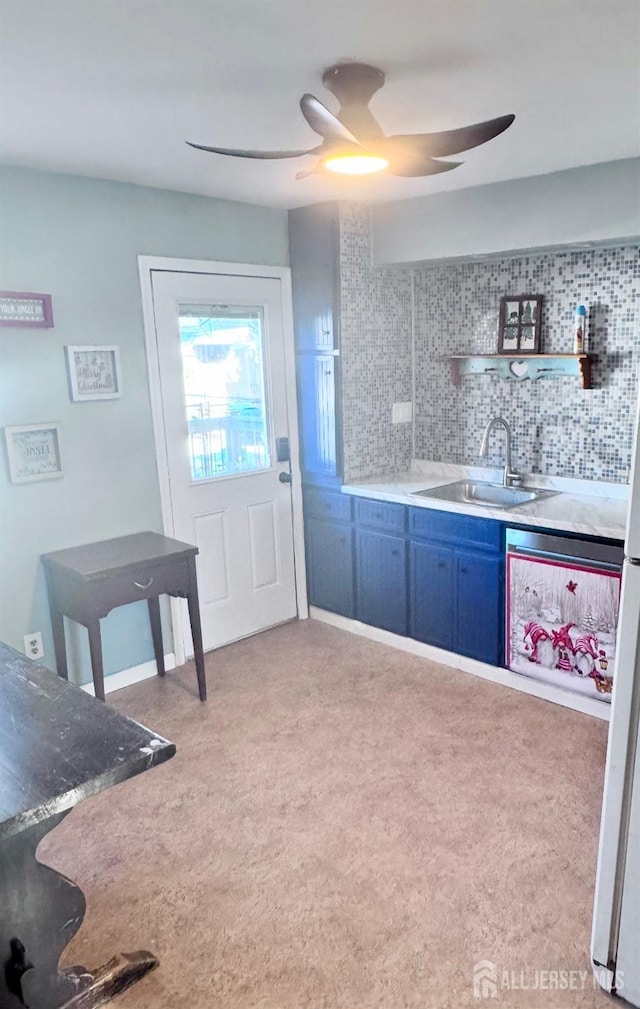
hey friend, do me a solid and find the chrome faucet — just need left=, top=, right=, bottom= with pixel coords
left=479, top=417, right=523, bottom=487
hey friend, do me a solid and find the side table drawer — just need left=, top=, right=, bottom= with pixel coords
left=91, top=559, right=191, bottom=615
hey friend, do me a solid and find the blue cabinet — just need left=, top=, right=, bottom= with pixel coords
left=410, top=541, right=454, bottom=650
left=289, top=203, right=339, bottom=353
left=303, top=491, right=504, bottom=667
left=306, top=516, right=354, bottom=618
left=296, top=354, right=340, bottom=478
left=455, top=550, right=503, bottom=665
left=355, top=529, right=407, bottom=635
left=289, top=202, right=342, bottom=481
left=304, top=488, right=354, bottom=617
left=409, top=507, right=503, bottom=665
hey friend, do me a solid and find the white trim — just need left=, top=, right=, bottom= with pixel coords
left=310, top=607, right=611, bottom=721
left=279, top=266, right=309, bottom=619
left=80, top=653, right=176, bottom=697
left=137, top=255, right=308, bottom=663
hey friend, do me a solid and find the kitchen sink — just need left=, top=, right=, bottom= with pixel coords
left=412, top=480, right=557, bottom=510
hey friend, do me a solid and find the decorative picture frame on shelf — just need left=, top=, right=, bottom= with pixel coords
left=65, top=345, right=122, bottom=401
left=5, top=423, right=63, bottom=483
left=498, top=294, right=543, bottom=355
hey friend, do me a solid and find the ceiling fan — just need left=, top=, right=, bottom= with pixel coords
left=186, top=62, right=515, bottom=179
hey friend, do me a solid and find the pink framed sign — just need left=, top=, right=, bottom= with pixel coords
left=0, top=291, right=54, bottom=328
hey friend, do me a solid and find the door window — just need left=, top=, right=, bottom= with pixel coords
left=178, top=304, right=271, bottom=480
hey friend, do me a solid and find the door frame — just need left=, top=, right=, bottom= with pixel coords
left=138, top=255, right=308, bottom=665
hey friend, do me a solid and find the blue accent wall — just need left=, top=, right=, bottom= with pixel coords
left=0, top=166, right=289, bottom=683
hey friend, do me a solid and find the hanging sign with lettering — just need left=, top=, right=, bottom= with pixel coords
left=0, top=291, right=54, bottom=328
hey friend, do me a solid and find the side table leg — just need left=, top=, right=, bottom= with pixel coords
left=87, top=619, right=106, bottom=702
left=44, top=572, right=69, bottom=681
left=50, top=604, right=69, bottom=681
left=186, top=557, right=207, bottom=701
left=147, top=596, right=165, bottom=677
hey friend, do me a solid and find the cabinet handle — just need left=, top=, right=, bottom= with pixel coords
left=459, top=567, right=468, bottom=575
left=391, top=549, right=400, bottom=557
left=437, top=560, right=447, bottom=569
left=133, top=577, right=154, bottom=590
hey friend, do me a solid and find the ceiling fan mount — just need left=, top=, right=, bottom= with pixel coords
left=321, top=62, right=385, bottom=106
left=186, top=61, right=515, bottom=180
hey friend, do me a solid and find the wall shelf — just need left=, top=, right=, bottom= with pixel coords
left=446, top=353, right=593, bottom=389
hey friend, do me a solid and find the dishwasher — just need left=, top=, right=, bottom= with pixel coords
left=505, top=529, right=623, bottom=702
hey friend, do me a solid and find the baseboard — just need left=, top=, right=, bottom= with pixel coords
left=80, top=653, right=176, bottom=697
left=309, top=608, right=611, bottom=722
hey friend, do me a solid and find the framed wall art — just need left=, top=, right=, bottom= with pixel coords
left=5, top=423, right=63, bottom=483
left=498, top=295, right=543, bottom=354
left=0, top=291, right=54, bottom=328
left=65, top=345, right=122, bottom=401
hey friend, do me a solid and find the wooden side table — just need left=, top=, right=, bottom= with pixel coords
left=42, top=531, right=206, bottom=702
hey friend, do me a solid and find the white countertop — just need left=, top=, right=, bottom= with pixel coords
left=342, top=461, right=629, bottom=541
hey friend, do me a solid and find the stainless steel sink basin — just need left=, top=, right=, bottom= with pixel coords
left=412, top=480, right=557, bottom=510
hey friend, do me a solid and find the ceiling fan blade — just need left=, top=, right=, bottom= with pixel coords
left=300, top=94, right=361, bottom=145
left=386, top=114, right=515, bottom=158
left=186, top=141, right=319, bottom=160
left=388, top=156, right=462, bottom=178
left=295, top=163, right=322, bottom=180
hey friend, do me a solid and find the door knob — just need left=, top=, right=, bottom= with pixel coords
left=279, top=471, right=292, bottom=484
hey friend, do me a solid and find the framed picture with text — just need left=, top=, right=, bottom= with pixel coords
left=65, top=345, right=122, bottom=401
left=0, top=291, right=54, bottom=328
left=498, top=295, right=543, bottom=354
left=5, top=423, right=63, bottom=483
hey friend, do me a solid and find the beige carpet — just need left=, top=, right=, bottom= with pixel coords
left=40, top=619, right=615, bottom=1008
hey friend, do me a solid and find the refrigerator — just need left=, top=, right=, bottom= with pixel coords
left=592, top=386, right=640, bottom=1006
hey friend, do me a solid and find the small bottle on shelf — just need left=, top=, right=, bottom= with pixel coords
left=574, top=304, right=587, bottom=354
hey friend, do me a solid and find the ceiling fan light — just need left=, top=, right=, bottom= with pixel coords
left=323, top=154, right=389, bottom=175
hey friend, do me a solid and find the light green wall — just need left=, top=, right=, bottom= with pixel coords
left=372, top=159, right=640, bottom=264
left=0, top=166, right=289, bottom=684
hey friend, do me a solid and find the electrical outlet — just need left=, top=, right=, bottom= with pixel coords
left=392, top=401, right=413, bottom=424
left=24, top=632, right=44, bottom=660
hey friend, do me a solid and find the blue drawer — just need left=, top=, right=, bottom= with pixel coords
left=409, top=506, right=502, bottom=552
left=354, top=497, right=407, bottom=533
left=304, top=486, right=352, bottom=523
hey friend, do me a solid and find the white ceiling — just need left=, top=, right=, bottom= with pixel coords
left=1, top=0, right=639, bottom=210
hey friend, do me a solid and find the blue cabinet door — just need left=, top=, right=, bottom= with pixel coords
left=455, top=550, right=503, bottom=665
left=356, top=529, right=407, bottom=635
left=306, top=517, right=354, bottom=617
left=410, top=541, right=455, bottom=650
left=289, top=203, right=339, bottom=352
left=296, top=354, right=340, bottom=478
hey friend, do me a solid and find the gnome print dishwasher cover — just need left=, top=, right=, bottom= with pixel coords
left=506, top=553, right=622, bottom=701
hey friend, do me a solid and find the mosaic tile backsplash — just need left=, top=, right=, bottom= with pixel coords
left=413, top=246, right=640, bottom=483
left=339, top=203, right=413, bottom=480
left=337, top=201, right=639, bottom=485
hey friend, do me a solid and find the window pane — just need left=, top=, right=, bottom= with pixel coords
left=178, top=305, right=271, bottom=480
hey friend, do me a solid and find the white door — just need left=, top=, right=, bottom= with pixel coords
left=149, top=268, right=299, bottom=653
